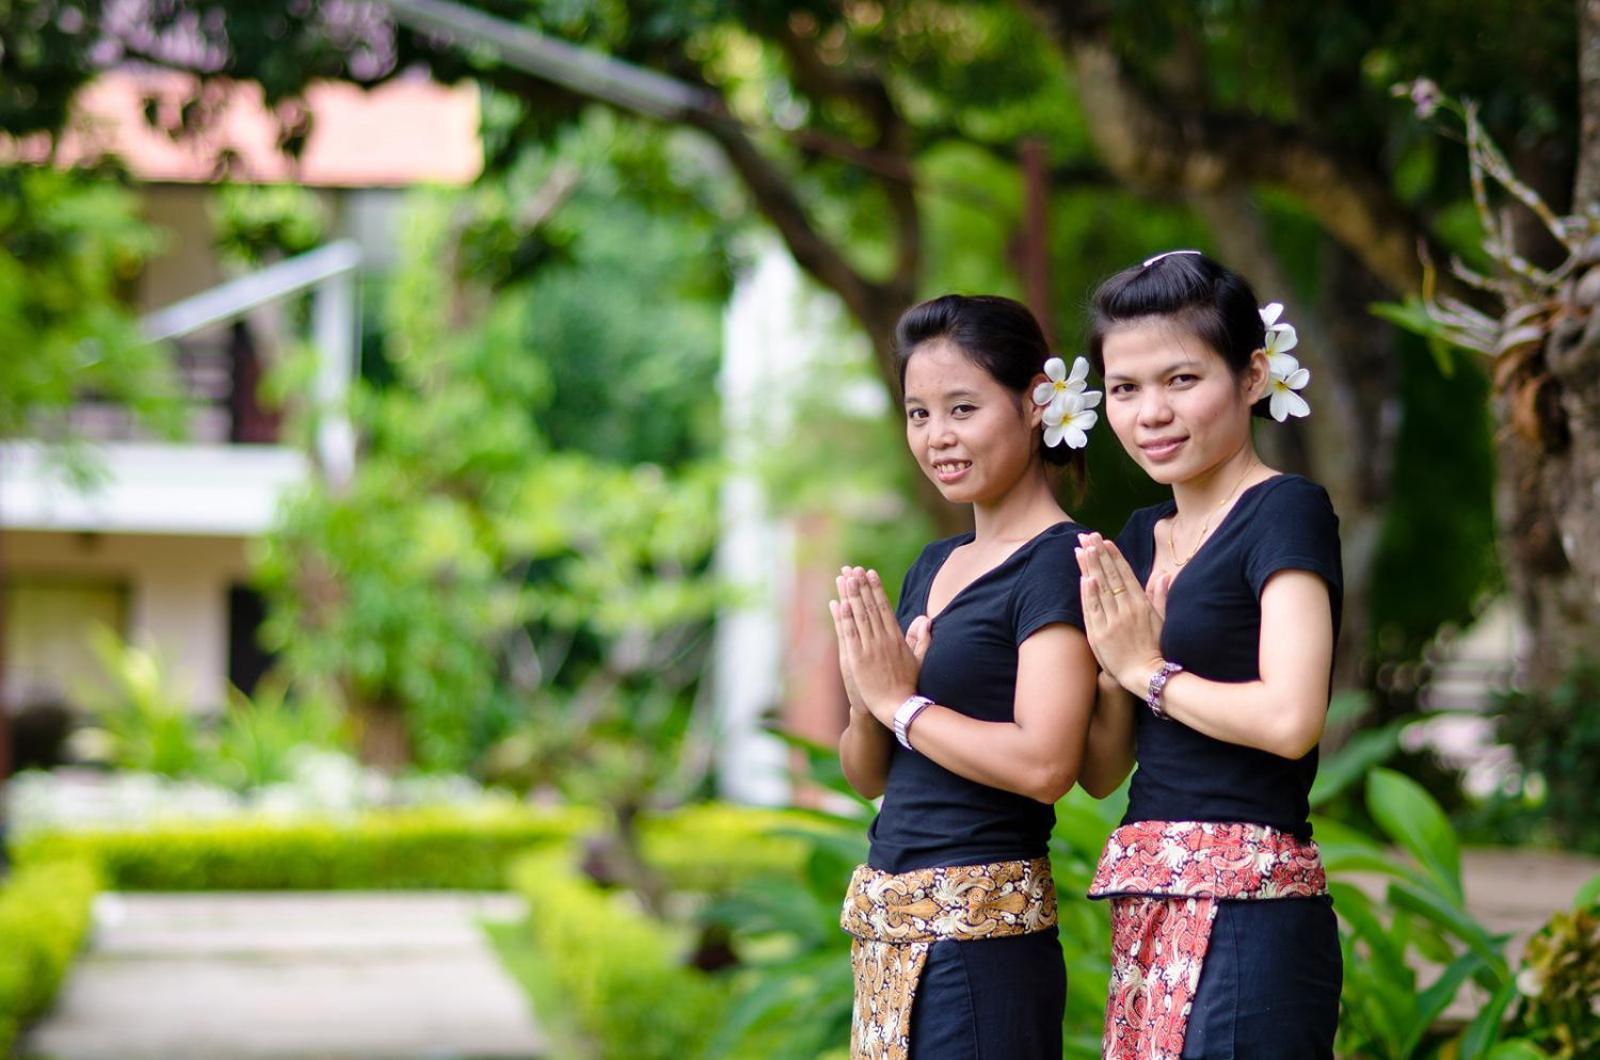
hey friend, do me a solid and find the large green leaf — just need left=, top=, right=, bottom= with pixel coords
left=1457, top=977, right=1520, bottom=1060
left=1387, top=881, right=1511, bottom=980
left=1406, top=950, right=1487, bottom=1056
left=1311, top=716, right=1409, bottom=807
left=1366, top=768, right=1463, bottom=901
left=1483, top=1041, right=1552, bottom=1060
left=1576, top=871, right=1600, bottom=909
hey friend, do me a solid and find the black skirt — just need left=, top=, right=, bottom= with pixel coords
left=1180, top=896, right=1342, bottom=1058
left=907, top=926, right=1065, bottom=1059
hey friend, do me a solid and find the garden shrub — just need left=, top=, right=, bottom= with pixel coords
left=10, top=806, right=589, bottom=890
left=1507, top=899, right=1600, bottom=1058
left=0, top=858, right=102, bottom=1054
left=510, top=851, right=730, bottom=1060
left=641, top=803, right=818, bottom=892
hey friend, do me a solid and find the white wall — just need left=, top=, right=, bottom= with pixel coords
left=4, top=530, right=252, bottom=713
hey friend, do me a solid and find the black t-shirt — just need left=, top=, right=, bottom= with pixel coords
left=1116, top=474, right=1342, bottom=840
left=867, top=521, right=1088, bottom=873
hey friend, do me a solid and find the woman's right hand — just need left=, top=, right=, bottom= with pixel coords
left=831, top=569, right=931, bottom=723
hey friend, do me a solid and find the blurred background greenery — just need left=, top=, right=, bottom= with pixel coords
left=3, top=1, right=1599, bottom=1057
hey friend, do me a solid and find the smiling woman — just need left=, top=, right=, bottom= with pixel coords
left=828, top=294, right=1100, bottom=1059
left=1074, top=252, right=1343, bottom=1059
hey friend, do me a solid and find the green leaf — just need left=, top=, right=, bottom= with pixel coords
left=1458, top=977, right=1520, bottom=1060
left=1575, top=871, right=1600, bottom=909
left=1406, top=950, right=1486, bottom=1056
left=1387, top=880, right=1510, bottom=979
left=1366, top=767, right=1463, bottom=901
left=1311, top=716, right=1408, bottom=807
left=1329, top=881, right=1410, bottom=977
left=1483, top=1042, right=1551, bottom=1060
left=1369, top=298, right=1464, bottom=376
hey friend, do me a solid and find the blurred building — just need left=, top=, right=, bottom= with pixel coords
left=0, top=68, right=480, bottom=771
left=714, top=241, right=868, bottom=805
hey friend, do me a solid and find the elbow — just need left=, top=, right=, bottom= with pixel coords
left=841, top=767, right=885, bottom=801
left=1025, top=763, right=1078, bottom=805
left=1077, top=773, right=1118, bottom=800
left=1262, top=707, right=1325, bottom=760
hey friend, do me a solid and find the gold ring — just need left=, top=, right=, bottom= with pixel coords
left=1110, top=586, right=1127, bottom=596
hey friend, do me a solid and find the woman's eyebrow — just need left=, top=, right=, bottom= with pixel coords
left=1105, top=359, right=1204, bottom=382
left=904, top=388, right=981, bottom=404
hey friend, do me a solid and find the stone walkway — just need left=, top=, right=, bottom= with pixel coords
left=23, top=892, right=545, bottom=1060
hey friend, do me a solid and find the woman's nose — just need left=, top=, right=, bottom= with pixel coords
left=1137, top=392, right=1174, bottom=426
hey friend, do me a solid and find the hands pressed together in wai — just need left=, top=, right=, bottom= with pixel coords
left=1073, top=532, right=1169, bottom=696
left=827, top=532, right=1171, bottom=732
left=828, top=567, right=930, bottom=727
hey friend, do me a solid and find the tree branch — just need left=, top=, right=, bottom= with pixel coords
left=1023, top=2, right=1433, bottom=297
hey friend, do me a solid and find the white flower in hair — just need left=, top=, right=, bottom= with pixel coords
left=1043, top=390, right=1099, bottom=449
left=1267, top=355, right=1312, bottom=421
left=1259, top=302, right=1300, bottom=375
left=1032, top=355, right=1100, bottom=420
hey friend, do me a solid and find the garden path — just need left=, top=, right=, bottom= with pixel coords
left=22, top=892, right=546, bottom=1060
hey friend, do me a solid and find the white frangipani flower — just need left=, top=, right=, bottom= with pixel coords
left=1259, top=302, right=1300, bottom=374
left=1032, top=355, right=1092, bottom=417
left=1043, top=389, right=1099, bottom=449
left=1267, top=355, right=1311, bottom=421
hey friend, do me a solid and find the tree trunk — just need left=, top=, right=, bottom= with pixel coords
left=1495, top=2, right=1600, bottom=686
left=1499, top=265, right=1600, bottom=686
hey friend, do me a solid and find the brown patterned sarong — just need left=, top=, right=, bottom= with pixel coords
left=839, top=856, right=1057, bottom=1060
left=1087, top=821, right=1328, bottom=1060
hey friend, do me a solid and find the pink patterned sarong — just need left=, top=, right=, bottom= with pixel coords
left=1088, top=820, right=1328, bottom=1060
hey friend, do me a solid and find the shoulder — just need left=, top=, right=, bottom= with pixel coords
left=1239, top=475, right=1342, bottom=591
left=1246, top=474, right=1339, bottom=536
left=1010, top=522, right=1088, bottom=637
left=1018, top=520, right=1088, bottom=568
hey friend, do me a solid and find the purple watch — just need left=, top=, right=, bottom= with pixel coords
left=1146, top=660, right=1183, bottom=719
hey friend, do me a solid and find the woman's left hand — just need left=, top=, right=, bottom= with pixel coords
left=836, top=566, right=922, bottom=726
left=1076, top=533, right=1166, bottom=696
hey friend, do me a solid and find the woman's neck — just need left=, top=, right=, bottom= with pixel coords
left=971, top=468, right=1066, bottom=544
left=1171, top=442, right=1262, bottom=518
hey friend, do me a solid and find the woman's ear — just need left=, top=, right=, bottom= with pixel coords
left=1244, top=348, right=1272, bottom=406
left=1027, top=373, right=1049, bottom=428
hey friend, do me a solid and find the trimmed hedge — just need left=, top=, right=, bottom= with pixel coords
left=510, top=851, right=731, bottom=1060
left=0, top=858, right=103, bottom=1055
left=640, top=803, right=816, bottom=893
left=10, top=806, right=590, bottom=890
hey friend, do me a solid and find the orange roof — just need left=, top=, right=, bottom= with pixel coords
left=6, top=67, right=481, bottom=187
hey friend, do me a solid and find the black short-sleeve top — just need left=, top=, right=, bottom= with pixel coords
left=866, top=520, right=1088, bottom=874
left=1115, top=474, right=1342, bottom=840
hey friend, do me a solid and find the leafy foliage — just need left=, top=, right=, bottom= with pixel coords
left=70, top=627, right=348, bottom=787
left=257, top=177, right=725, bottom=782
left=1481, top=658, right=1600, bottom=853
left=0, top=166, right=179, bottom=444
left=11, top=807, right=586, bottom=890
left=1321, top=768, right=1541, bottom=1059
left=1508, top=899, right=1600, bottom=1059
left=0, top=858, right=102, bottom=1055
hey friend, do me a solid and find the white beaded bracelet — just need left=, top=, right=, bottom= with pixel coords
left=892, top=695, right=934, bottom=750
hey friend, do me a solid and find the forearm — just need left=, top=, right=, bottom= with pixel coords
left=839, top=709, right=893, bottom=799
left=1148, top=671, right=1325, bottom=760
left=903, top=706, right=1082, bottom=804
left=1078, top=672, right=1136, bottom=797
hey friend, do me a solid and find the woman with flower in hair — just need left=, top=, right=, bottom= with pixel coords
left=1072, top=250, right=1341, bottom=1058
left=830, top=293, right=1102, bottom=1058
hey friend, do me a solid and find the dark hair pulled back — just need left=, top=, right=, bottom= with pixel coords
left=1087, top=251, right=1272, bottom=418
left=894, top=294, right=1085, bottom=482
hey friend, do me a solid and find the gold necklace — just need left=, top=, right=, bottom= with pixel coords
left=1167, top=459, right=1257, bottom=567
